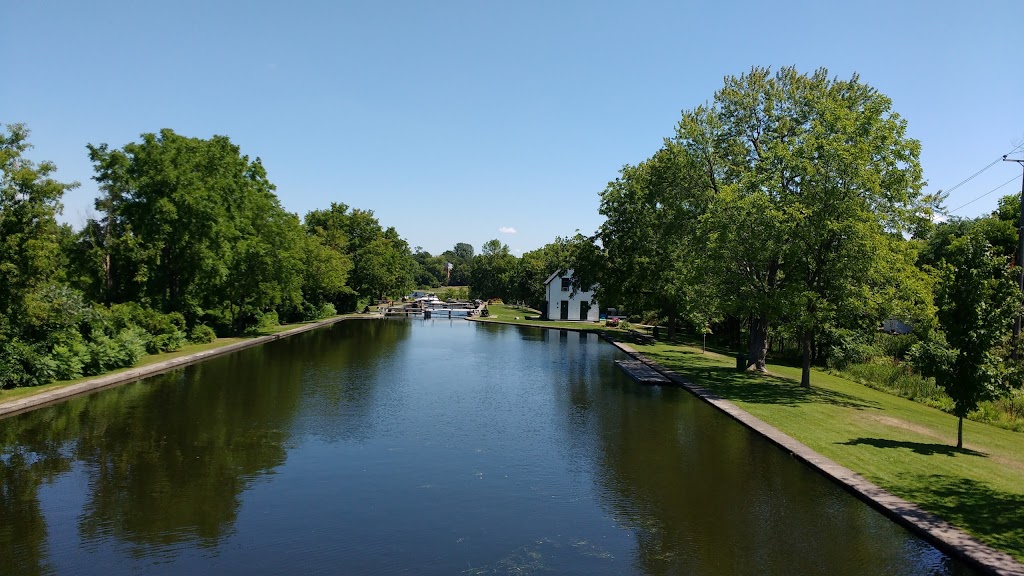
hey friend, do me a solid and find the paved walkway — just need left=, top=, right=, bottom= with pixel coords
left=603, top=337, right=1024, bottom=576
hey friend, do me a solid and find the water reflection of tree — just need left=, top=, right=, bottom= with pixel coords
left=290, top=319, right=411, bottom=442
left=555, top=349, right=969, bottom=576
left=72, top=349, right=302, bottom=552
left=0, top=445, right=68, bottom=576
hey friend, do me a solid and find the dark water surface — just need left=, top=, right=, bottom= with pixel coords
left=0, top=319, right=975, bottom=575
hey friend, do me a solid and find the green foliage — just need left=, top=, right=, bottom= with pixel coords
left=910, top=232, right=1021, bottom=446
left=50, top=340, right=89, bottom=380
left=188, top=324, right=217, bottom=344
left=840, top=361, right=949, bottom=407
left=246, top=311, right=280, bottom=335
left=873, top=332, right=919, bottom=360
left=85, top=327, right=147, bottom=375
left=0, top=124, right=79, bottom=335
left=825, top=329, right=881, bottom=370
left=305, top=203, right=415, bottom=302
left=470, top=239, right=517, bottom=301
left=86, top=129, right=307, bottom=332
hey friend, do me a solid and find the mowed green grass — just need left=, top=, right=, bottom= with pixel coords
left=472, top=303, right=625, bottom=333
left=634, top=341, right=1024, bottom=562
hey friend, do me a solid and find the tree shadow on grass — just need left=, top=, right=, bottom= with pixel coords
left=647, top=348, right=880, bottom=409
left=839, top=437, right=987, bottom=457
left=893, top=474, right=1024, bottom=560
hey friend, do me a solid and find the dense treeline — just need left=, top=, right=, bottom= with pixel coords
left=565, top=67, right=1023, bottom=444
left=0, top=126, right=426, bottom=388
left=0, top=122, right=593, bottom=390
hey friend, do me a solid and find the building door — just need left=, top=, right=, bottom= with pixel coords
left=579, top=301, right=590, bottom=320
left=560, top=301, right=569, bottom=320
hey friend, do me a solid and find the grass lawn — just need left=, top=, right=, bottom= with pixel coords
left=472, top=303, right=633, bottom=334
left=633, top=341, right=1024, bottom=562
left=0, top=316, right=351, bottom=407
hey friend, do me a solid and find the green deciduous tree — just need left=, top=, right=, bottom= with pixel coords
left=677, top=67, right=934, bottom=385
left=87, top=129, right=305, bottom=333
left=0, top=124, right=79, bottom=339
left=592, top=144, right=716, bottom=339
left=910, top=232, right=1021, bottom=448
left=305, top=203, right=415, bottom=303
left=471, top=239, right=517, bottom=301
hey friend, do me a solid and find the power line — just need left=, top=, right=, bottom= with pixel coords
left=947, top=174, right=1022, bottom=214
left=941, top=158, right=1003, bottom=195
left=937, top=143, right=1024, bottom=213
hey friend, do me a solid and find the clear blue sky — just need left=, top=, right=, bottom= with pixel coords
left=3, top=0, right=1022, bottom=255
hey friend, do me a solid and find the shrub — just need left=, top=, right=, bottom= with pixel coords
left=86, top=328, right=147, bottom=374
left=188, top=324, right=217, bottom=344
left=244, top=311, right=279, bottom=335
left=840, top=360, right=944, bottom=403
left=0, top=340, right=56, bottom=388
left=317, top=302, right=337, bottom=319
left=146, top=330, right=186, bottom=354
left=50, top=340, right=89, bottom=381
left=873, top=331, right=919, bottom=360
left=825, top=330, right=880, bottom=369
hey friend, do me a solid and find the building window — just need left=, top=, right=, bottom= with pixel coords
left=561, top=278, right=571, bottom=291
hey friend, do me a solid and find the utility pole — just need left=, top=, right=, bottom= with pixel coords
left=1004, top=155, right=1024, bottom=359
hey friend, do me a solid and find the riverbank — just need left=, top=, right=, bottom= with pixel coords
left=0, top=314, right=377, bottom=418
left=471, top=315, right=1024, bottom=573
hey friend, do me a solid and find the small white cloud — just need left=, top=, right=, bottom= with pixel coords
left=499, top=226, right=517, bottom=234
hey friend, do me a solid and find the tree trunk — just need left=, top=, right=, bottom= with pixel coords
left=957, top=417, right=963, bottom=449
left=747, top=316, right=769, bottom=372
left=667, top=309, right=677, bottom=341
left=104, top=252, right=113, bottom=303
left=801, top=328, right=813, bottom=388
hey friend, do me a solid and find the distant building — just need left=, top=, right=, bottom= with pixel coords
left=543, top=269, right=599, bottom=321
left=880, top=319, right=913, bottom=335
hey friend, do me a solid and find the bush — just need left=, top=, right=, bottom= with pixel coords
left=146, top=330, right=186, bottom=354
left=188, top=324, right=217, bottom=344
left=873, top=331, right=918, bottom=360
left=0, top=340, right=56, bottom=388
left=244, top=310, right=279, bottom=335
left=825, top=330, right=880, bottom=369
left=317, top=302, right=337, bottom=319
left=86, top=328, right=147, bottom=374
left=50, top=340, right=89, bottom=381
left=840, top=360, right=945, bottom=404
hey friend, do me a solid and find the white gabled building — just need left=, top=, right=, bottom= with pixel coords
left=543, top=269, right=599, bottom=321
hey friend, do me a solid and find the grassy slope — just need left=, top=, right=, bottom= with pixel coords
left=0, top=317, right=342, bottom=405
left=634, top=341, right=1024, bottom=562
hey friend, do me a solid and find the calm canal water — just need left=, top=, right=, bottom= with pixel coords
left=1, top=319, right=974, bottom=575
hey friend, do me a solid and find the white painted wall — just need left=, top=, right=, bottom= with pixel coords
left=544, top=270, right=599, bottom=321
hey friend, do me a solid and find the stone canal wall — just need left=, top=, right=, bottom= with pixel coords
left=604, top=338, right=1024, bottom=576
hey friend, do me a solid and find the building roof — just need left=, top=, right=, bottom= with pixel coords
left=543, top=269, right=563, bottom=286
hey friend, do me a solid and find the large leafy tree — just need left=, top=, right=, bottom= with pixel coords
left=0, top=124, right=81, bottom=385
left=0, top=124, right=78, bottom=337
left=677, top=67, right=933, bottom=384
left=911, top=232, right=1020, bottom=448
left=440, top=242, right=475, bottom=286
left=592, top=144, right=716, bottom=338
left=471, top=239, right=517, bottom=301
left=86, top=129, right=303, bottom=331
left=305, top=203, right=415, bottom=302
